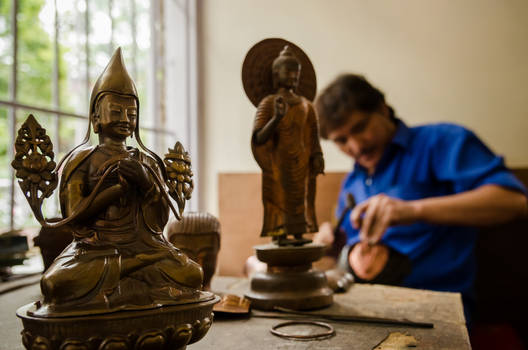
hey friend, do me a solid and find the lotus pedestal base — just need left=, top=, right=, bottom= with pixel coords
left=17, top=294, right=220, bottom=350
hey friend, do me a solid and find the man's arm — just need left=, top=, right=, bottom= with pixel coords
left=413, top=184, right=527, bottom=226
left=352, top=184, right=528, bottom=244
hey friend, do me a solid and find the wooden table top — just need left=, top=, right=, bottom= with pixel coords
left=0, top=276, right=471, bottom=350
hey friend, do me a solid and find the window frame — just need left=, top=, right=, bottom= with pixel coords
left=0, top=0, right=198, bottom=232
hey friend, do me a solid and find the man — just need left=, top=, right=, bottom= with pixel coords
left=314, top=74, right=527, bottom=322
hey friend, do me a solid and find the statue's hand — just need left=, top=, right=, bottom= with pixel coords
left=274, top=96, right=288, bottom=120
left=118, top=158, right=151, bottom=193
left=311, top=153, right=325, bottom=175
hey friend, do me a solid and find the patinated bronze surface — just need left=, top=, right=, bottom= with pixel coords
left=245, top=243, right=333, bottom=310
left=33, top=218, right=72, bottom=270
left=12, top=48, right=219, bottom=350
left=243, top=38, right=324, bottom=245
left=165, top=212, right=220, bottom=290
left=242, top=39, right=333, bottom=310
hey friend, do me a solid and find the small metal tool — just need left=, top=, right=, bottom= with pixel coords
left=272, top=306, right=434, bottom=329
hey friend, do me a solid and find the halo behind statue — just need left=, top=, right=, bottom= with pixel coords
left=242, top=38, right=317, bottom=107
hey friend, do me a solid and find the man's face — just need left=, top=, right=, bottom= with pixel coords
left=96, top=94, right=137, bottom=140
left=327, top=109, right=395, bottom=173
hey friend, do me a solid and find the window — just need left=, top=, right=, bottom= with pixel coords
left=0, top=0, right=198, bottom=233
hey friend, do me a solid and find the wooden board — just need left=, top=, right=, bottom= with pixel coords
left=217, top=172, right=346, bottom=276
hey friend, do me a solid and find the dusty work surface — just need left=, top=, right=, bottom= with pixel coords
left=201, top=277, right=470, bottom=350
left=0, top=276, right=470, bottom=350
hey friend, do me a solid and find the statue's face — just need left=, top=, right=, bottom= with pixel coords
left=275, top=62, right=300, bottom=90
left=95, top=94, right=137, bottom=140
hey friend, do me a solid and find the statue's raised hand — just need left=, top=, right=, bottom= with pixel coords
left=274, top=96, right=288, bottom=120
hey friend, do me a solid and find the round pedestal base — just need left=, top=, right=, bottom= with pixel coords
left=17, top=293, right=221, bottom=350
left=246, top=243, right=333, bottom=310
left=246, top=269, right=333, bottom=310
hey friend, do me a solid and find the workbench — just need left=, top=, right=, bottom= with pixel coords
left=1, top=275, right=470, bottom=349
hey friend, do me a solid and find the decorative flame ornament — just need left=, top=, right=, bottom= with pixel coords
left=165, top=141, right=194, bottom=219
left=11, top=115, right=58, bottom=223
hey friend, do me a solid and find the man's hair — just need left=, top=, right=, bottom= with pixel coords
left=315, top=74, right=395, bottom=138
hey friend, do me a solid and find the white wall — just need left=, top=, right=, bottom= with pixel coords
left=198, top=0, right=528, bottom=215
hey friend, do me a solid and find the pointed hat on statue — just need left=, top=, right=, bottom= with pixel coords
left=89, top=47, right=138, bottom=117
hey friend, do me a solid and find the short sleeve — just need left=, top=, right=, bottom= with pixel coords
left=431, top=125, right=527, bottom=195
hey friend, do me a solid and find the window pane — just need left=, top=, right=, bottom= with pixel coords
left=137, top=128, right=179, bottom=158
left=57, top=0, right=89, bottom=115
left=0, top=107, right=9, bottom=179
left=57, top=116, right=90, bottom=158
left=133, top=0, right=151, bottom=129
left=2, top=0, right=172, bottom=231
left=0, top=186, right=10, bottom=229
left=17, top=0, right=54, bottom=108
left=131, top=128, right=152, bottom=155
left=0, top=107, right=9, bottom=229
left=88, top=0, right=151, bottom=129
left=0, top=0, right=12, bottom=101
left=88, top=0, right=112, bottom=88
left=113, top=1, right=133, bottom=50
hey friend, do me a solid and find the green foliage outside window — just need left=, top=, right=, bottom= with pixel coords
left=0, top=0, right=155, bottom=231
left=0, top=0, right=71, bottom=228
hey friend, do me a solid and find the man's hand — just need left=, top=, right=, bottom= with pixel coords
left=351, top=194, right=418, bottom=244
left=313, top=221, right=334, bottom=246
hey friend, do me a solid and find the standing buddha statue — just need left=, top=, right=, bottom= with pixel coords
left=244, top=40, right=324, bottom=246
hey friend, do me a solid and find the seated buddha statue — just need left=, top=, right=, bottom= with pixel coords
left=33, top=48, right=204, bottom=317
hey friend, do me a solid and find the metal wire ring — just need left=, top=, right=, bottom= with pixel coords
left=270, top=320, right=335, bottom=340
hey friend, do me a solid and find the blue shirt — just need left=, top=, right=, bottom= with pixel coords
left=337, top=119, right=527, bottom=314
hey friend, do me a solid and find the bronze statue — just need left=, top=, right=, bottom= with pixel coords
left=12, top=48, right=218, bottom=350
left=243, top=39, right=324, bottom=246
left=242, top=39, right=333, bottom=310
left=166, top=212, right=221, bottom=290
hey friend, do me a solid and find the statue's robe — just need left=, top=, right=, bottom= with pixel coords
left=37, top=146, right=204, bottom=317
left=251, top=95, right=323, bottom=237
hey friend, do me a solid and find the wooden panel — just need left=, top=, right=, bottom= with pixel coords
left=217, top=172, right=346, bottom=276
